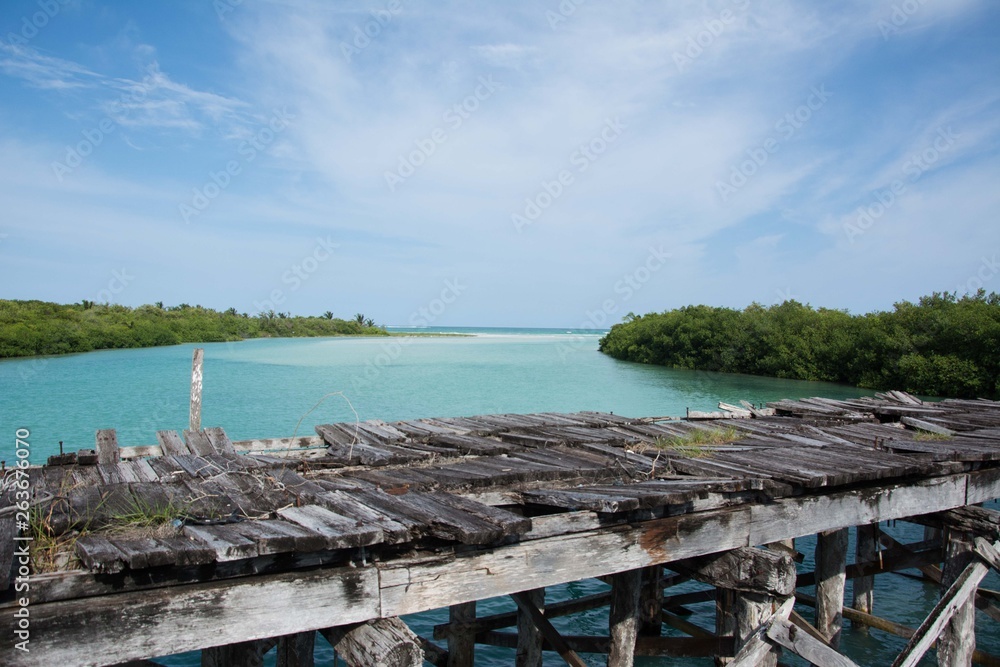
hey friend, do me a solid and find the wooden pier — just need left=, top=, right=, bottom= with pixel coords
left=4, top=390, right=1000, bottom=666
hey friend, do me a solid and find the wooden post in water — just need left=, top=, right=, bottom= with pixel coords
left=190, top=347, right=204, bottom=432
left=938, top=529, right=976, bottom=667
left=639, top=565, right=664, bottom=637
left=608, top=568, right=642, bottom=666
left=448, top=602, right=477, bottom=667
left=815, top=528, right=849, bottom=648
left=276, top=632, right=316, bottom=667
left=715, top=588, right=736, bottom=667
left=852, top=523, right=879, bottom=628
left=515, top=588, right=544, bottom=667
left=680, top=547, right=796, bottom=667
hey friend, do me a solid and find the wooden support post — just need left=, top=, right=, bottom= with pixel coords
left=516, top=588, right=544, bottom=667
left=190, top=347, right=204, bottom=432
left=448, top=603, right=477, bottom=667
left=716, top=588, right=736, bottom=667
left=608, top=568, right=642, bottom=667
left=676, top=547, right=796, bottom=667
left=639, top=565, right=664, bottom=636
left=938, top=530, right=976, bottom=667
left=815, top=528, right=848, bottom=648
left=201, top=640, right=266, bottom=667
left=95, top=428, right=120, bottom=465
left=276, top=632, right=315, bottom=667
left=511, top=592, right=588, bottom=667
left=852, top=523, right=878, bottom=626
left=321, top=618, right=423, bottom=667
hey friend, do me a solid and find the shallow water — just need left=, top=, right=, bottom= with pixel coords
left=1, top=329, right=995, bottom=665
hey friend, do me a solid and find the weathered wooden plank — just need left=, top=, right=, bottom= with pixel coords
left=95, top=429, right=120, bottom=465
left=749, top=474, right=968, bottom=545
left=0, top=517, right=17, bottom=591
left=890, top=542, right=994, bottom=667
left=202, top=427, right=238, bottom=455
left=0, top=565, right=379, bottom=667
left=156, top=430, right=190, bottom=456
left=766, top=618, right=860, bottom=667
left=326, top=618, right=422, bottom=667
left=277, top=505, right=383, bottom=549
left=183, top=429, right=215, bottom=457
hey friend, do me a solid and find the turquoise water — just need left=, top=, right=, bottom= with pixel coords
left=1, top=330, right=996, bottom=665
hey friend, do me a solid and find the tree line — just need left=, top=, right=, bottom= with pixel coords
left=0, top=300, right=388, bottom=359
left=598, top=291, right=1000, bottom=398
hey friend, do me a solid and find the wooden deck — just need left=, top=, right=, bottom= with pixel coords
left=3, top=391, right=1000, bottom=665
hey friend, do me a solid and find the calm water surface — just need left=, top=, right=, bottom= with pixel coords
left=1, top=329, right=995, bottom=665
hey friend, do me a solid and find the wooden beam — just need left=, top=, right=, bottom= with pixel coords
left=815, top=528, right=848, bottom=648
left=515, top=589, right=544, bottom=667
left=329, top=618, right=423, bottom=667
left=95, top=428, right=120, bottom=465
left=677, top=547, right=795, bottom=596
left=5, top=469, right=999, bottom=667
left=890, top=539, right=996, bottom=667
left=447, top=602, right=476, bottom=667
left=475, top=631, right=732, bottom=657
left=766, top=618, right=860, bottom=667
left=608, top=569, right=642, bottom=666
left=190, top=347, right=204, bottom=432
left=796, top=592, right=1000, bottom=667
left=511, top=592, right=588, bottom=667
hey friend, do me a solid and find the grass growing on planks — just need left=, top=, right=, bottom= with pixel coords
left=913, top=431, right=954, bottom=442
left=651, top=427, right=741, bottom=458
left=107, top=496, right=187, bottom=533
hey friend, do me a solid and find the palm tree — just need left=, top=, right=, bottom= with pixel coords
left=364, top=317, right=375, bottom=328
left=323, top=311, right=334, bottom=320
left=355, top=313, right=366, bottom=325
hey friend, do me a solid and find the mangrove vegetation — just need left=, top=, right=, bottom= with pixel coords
left=598, top=291, right=1000, bottom=399
left=0, top=300, right=388, bottom=359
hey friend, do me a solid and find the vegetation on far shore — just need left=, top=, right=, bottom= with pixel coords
left=0, top=299, right=390, bottom=359
left=598, top=291, right=1000, bottom=399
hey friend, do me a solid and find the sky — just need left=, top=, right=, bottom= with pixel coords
left=1, top=0, right=999, bottom=328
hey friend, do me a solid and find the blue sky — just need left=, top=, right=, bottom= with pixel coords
left=1, top=0, right=999, bottom=327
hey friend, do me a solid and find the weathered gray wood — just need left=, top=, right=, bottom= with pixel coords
left=333, top=618, right=423, bottom=667
left=511, top=592, right=588, bottom=667
left=202, top=640, right=266, bottom=667
left=734, top=593, right=783, bottom=667
left=679, top=547, right=795, bottom=596
left=95, top=428, right=120, bottom=465
left=190, top=347, right=204, bottom=431
left=516, top=589, right=544, bottom=667
left=815, top=528, right=848, bottom=648
left=156, top=430, right=190, bottom=456
left=890, top=537, right=994, bottom=667
left=608, top=568, right=642, bottom=667
left=276, top=632, right=315, bottom=667
left=448, top=602, right=476, bottom=667
left=852, top=523, right=878, bottom=625
left=639, top=566, right=663, bottom=637
left=727, top=597, right=793, bottom=667
left=766, top=618, right=860, bottom=667
left=715, top=588, right=736, bottom=667
left=938, top=530, right=977, bottom=667
left=900, top=416, right=955, bottom=436
left=0, top=565, right=379, bottom=667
